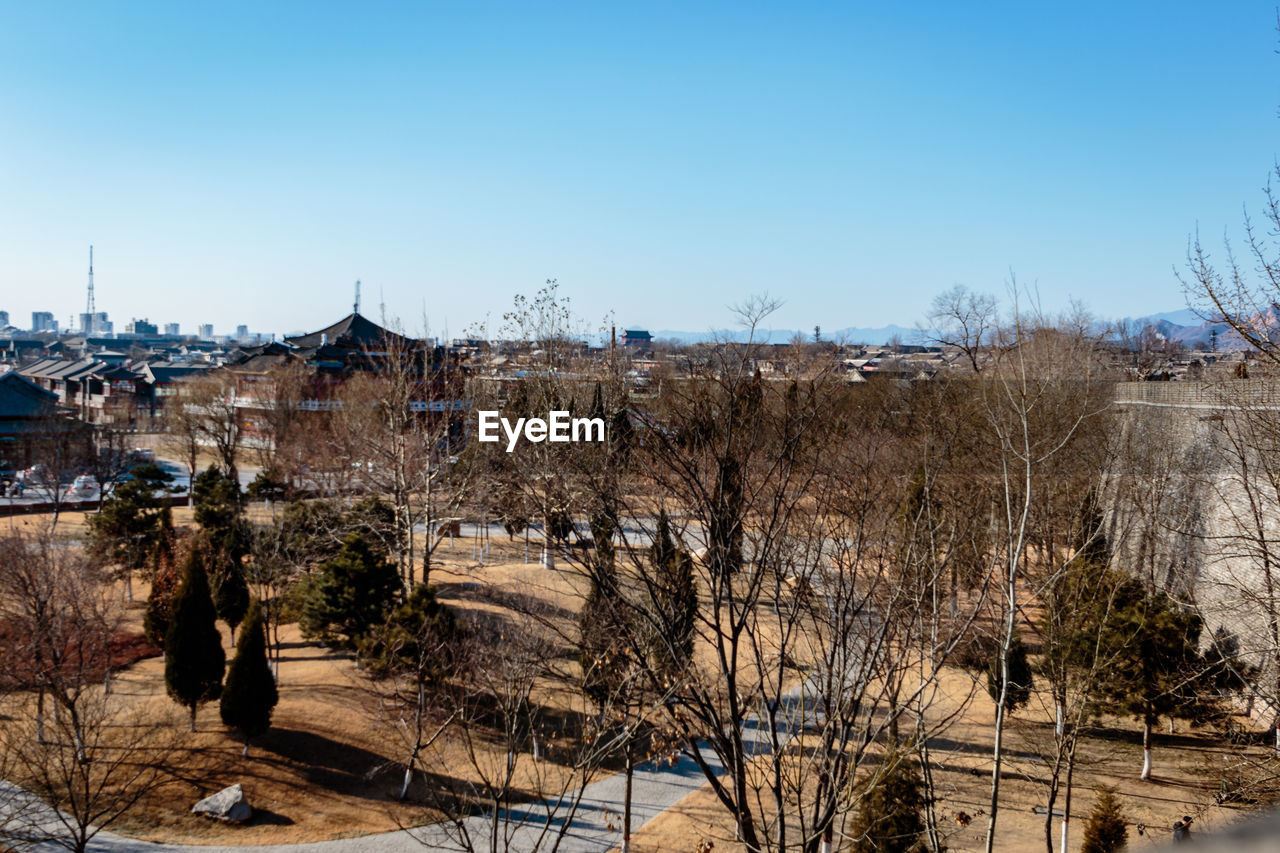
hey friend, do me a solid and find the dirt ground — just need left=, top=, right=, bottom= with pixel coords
left=627, top=665, right=1272, bottom=853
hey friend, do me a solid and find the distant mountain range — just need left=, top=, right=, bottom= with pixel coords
left=650, top=307, right=1262, bottom=350
left=1121, top=307, right=1268, bottom=350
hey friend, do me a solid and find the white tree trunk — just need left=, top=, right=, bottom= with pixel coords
left=400, top=765, right=413, bottom=800
left=1140, top=720, right=1153, bottom=780
left=1059, top=817, right=1068, bottom=853
left=1055, top=703, right=1063, bottom=737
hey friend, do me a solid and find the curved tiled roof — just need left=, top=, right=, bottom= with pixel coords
left=284, top=313, right=417, bottom=350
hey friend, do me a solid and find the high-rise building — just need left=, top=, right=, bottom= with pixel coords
left=80, top=312, right=112, bottom=336
left=0, top=311, right=9, bottom=328
left=235, top=324, right=249, bottom=340
left=164, top=323, right=180, bottom=336
left=31, top=311, right=55, bottom=332
left=126, top=318, right=158, bottom=335
left=198, top=323, right=214, bottom=339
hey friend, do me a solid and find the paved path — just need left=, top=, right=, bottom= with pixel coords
left=4, top=680, right=820, bottom=853
left=4, top=744, right=727, bottom=853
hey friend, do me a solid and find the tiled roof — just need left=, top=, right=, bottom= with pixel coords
left=0, top=372, right=60, bottom=418
left=284, top=313, right=416, bottom=349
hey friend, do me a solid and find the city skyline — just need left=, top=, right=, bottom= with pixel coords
left=1, top=2, right=1277, bottom=336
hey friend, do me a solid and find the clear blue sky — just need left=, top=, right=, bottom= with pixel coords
left=1, top=2, right=1277, bottom=338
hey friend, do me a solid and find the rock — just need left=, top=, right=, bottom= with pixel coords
left=191, top=783, right=252, bottom=823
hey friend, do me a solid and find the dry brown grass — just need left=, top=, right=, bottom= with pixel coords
left=627, top=664, right=1276, bottom=853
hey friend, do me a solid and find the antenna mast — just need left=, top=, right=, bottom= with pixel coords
left=353, top=279, right=361, bottom=315
left=86, top=245, right=95, bottom=315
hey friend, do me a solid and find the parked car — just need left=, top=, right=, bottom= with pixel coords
left=126, top=448, right=156, bottom=465
left=65, top=475, right=100, bottom=499
left=19, top=465, right=50, bottom=483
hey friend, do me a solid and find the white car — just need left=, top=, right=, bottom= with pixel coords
left=65, top=475, right=100, bottom=499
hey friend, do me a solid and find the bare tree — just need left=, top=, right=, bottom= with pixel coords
left=180, top=371, right=244, bottom=487
left=246, top=359, right=312, bottom=492
left=330, top=329, right=469, bottom=586
left=586, top=299, right=981, bottom=853
left=925, top=284, right=999, bottom=373
left=161, top=380, right=204, bottom=507
left=0, top=534, right=176, bottom=853
left=484, top=280, right=593, bottom=570
left=421, top=605, right=616, bottom=853
left=1182, top=165, right=1280, bottom=368
left=978, top=302, right=1112, bottom=853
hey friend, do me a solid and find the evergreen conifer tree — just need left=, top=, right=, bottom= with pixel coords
left=649, top=510, right=696, bottom=680
left=165, top=546, right=226, bottom=730
left=220, top=599, right=278, bottom=756
left=299, top=533, right=402, bottom=648
left=1095, top=588, right=1208, bottom=779
left=144, top=521, right=179, bottom=647
left=193, top=467, right=251, bottom=642
left=579, top=517, right=625, bottom=710
left=1080, top=787, right=1128, bottom=853
left=850, top=751, right=928, bottom=853
left=987, top=633, right=1033, bottom=712
left=211, top=557, right=250, bottom=645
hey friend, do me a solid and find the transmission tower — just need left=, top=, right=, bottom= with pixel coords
left=86, top=245, right=95, bottom=315
left=354, top=279, right=361, bottom=315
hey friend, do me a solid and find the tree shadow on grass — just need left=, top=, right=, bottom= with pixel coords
left=257, top=727, right=397, bottom=794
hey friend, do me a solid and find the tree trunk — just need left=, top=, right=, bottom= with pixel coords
left=35, top=687, right=45, bottom=744
left=190, top=705, right=197, bottom=733
left=400, top=763, right=413, bottom=800
left=985, top=593, right=1018, bottom=853
left=622, top=744, right=634, bottom=853
left=1060, top=740, right=1077, bottom=853
left=1140, top=720, right=1152, bottom=780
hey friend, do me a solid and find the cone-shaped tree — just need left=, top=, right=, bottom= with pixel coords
left=194, top=467, right=251, bottom=643
left=850, top=751, right=928, bottom=853
left=649, top=510, right=696, bottom=680
left=212, top=559, right=250, bottom=645
left=220, top=599, right=278, bottom=756
left=579, top=512, right=625, bottom=710
left=165, top=546, right=226, bottom=731
left=144, top=526, right=180, bottom=647
left=1080, top=786, right=1128, bottom=853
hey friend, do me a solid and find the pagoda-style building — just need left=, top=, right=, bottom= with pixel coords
left=220, top=312, right=469, bottom=447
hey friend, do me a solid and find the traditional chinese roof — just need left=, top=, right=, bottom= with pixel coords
left=0, top=371, right=61, bottom=418
left=284, top=313, right=416, bottom=350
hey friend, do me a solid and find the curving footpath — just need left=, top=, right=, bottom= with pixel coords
left=4, top=683, right=820, bottom=853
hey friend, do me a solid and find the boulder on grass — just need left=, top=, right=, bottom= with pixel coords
left=191, top=783, right=252, bottom=823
